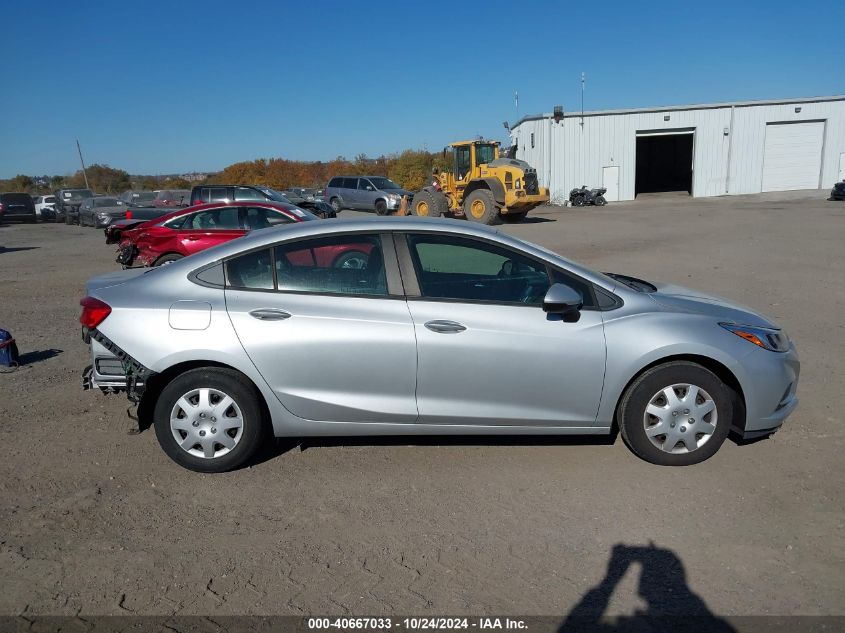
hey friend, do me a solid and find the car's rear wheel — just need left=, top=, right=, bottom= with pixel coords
left=618, top=361, right=732, bottom=466
left=154, top=253, right=184, bottom=266
left=153, top=368, right=268, bottom=472
left=330, top=198, right=342, bottom=213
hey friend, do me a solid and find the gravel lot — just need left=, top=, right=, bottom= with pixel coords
left=0, top=191, right=843, bottom=620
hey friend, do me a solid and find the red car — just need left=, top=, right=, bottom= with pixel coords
left=116, top=201, right=319, bottom=267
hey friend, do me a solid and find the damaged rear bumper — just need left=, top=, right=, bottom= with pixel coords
left=82, top=327, right=155, bottom=402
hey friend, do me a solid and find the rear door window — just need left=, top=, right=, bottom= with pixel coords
left=226, top=249, right=274, bottom=290
left=274, top=234, right=386, bottom=296
left=242, top=206, right=295, bottom=230
left=186, top=207, right=241, bottom=230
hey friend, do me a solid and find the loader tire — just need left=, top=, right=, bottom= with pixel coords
left=413, top=188, right=447, bottom=218
left=463, top=189, right=501, bottom=225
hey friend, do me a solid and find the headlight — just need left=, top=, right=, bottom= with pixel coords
left=719, top=323, right=790, bottom=352
left=96, top=212, right=109, bottom=220
left=515, top=178, right=522, bottom=189
left=387, top=193, right=400, bottom=201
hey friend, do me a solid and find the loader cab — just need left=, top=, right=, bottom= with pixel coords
left=450, top=141, right=500, bottom=182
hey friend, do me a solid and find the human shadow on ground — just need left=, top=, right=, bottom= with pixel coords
left=559, top=542, right=736, bottom=633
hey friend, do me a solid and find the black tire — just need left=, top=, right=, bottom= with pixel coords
left=618, top=361, right=733, bottom=466
left=333, top=250, right=369, bottom=269
left=463, top=189, right=501, bottom=225
left=65, top=211, right=74, bottom=225
left=500, top=212, right=527, bottom=223
left=153, top=367, right=268, bottom=472
left=595, top=195, right=607, bottom=206
left=154, top=253, right=184, bottom=266
left=374, top=199, right=388, bottom=216
left=330, top=197, right=342, bottom=213
left=572, top=196, right=586, bottom=207
left=412, top=188, right=445, bottom=217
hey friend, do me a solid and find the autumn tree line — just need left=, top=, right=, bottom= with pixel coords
left=1, top=149, right=453, bottom=196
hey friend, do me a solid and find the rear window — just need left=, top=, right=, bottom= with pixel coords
left=62, top=189, right=94, bottom=200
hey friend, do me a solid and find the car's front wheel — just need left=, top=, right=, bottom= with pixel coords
left=153, top=368, right=268, bottom=472
left=618, top=361, right=732, bottom=466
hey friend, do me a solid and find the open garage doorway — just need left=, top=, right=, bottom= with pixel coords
left=635, top=129, right=694, bottom=196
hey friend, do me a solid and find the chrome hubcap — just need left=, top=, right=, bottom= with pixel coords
left=170, top=388, right=244, bottom=459
left=643, top=383, right=717, bottom=454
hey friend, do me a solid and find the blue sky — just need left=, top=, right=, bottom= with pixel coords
left=1, top=0, right=842, bottom=178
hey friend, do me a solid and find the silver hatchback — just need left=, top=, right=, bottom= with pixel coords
left=81, top=218, right=799, bottom=472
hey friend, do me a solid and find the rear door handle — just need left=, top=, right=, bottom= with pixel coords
left=424, top=320, right=466, bottom=333
left=249, top=308, right=292, bottom=321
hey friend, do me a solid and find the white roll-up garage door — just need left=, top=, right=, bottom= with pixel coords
left=761, top=121, right=824, bottom=192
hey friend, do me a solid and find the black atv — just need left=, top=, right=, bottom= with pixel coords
left=569, top=186, right=607, bottom=207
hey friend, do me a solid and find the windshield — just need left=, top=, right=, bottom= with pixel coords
left=517, top=236, right=621, bottom=288
left=95, top=198, right=119, bottom=207
left=256, top=187, right=292, bottom=204
left=476, top=144, right=497, bottom=165
left=135, top=192, right=156, bottom=202
left=369, top=177, right=401, bottom=190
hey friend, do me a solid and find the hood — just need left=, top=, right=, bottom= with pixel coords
left=384, top=188, right=413, bottom=196
left=85, top=268, right=149, bottom=294
left=488, top=157, right=532, bottom=171
left=649, top=281, right=780, bottom=329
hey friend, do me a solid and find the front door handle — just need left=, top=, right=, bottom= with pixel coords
left=249, top=308, right=292, bottom=321
left=424, top=320, right=466, bottom=333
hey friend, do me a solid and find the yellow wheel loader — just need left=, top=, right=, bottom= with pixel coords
left=412, top=140, right=549, bottom=225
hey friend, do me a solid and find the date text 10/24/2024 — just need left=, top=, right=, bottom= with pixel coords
left=307, top=618, right=528, bottom=631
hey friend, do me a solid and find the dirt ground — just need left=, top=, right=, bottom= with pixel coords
left=0, top=191, right=843, bottom=619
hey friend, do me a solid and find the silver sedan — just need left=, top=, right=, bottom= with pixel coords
left=81, top=217, right=799, bottom=471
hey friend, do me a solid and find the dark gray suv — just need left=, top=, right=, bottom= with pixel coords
left=325, top=176, right=412, bottom=215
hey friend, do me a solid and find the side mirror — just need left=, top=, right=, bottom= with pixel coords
left=543, top=283, right=583, bottom=315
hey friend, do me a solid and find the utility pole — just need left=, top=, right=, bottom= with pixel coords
left=580, top=72, right=586, bottom=126
left=515, top=91, right=519, bottom=117
left=76, top=139, right=90, bottom=190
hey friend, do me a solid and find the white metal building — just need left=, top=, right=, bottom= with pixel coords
left=509, top=95, right=845, bottom=203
